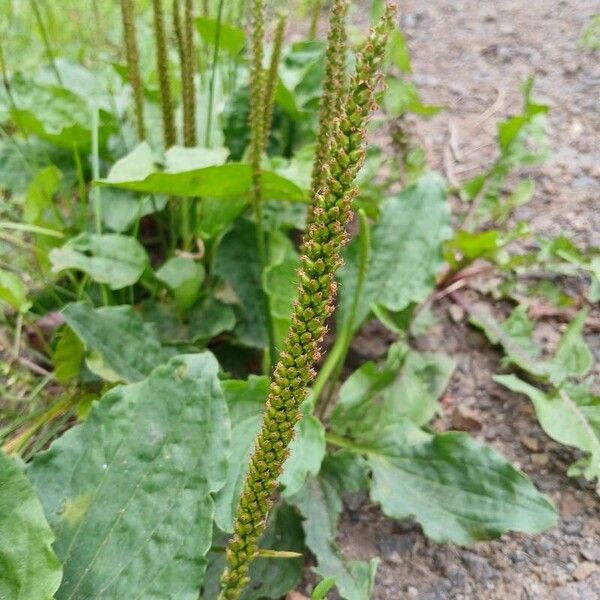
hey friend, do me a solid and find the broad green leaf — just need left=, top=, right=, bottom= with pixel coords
left=139, top=297, right=236, bottom=344
left=52, top=325, right=85, bottom=384
left=62, top=302, right=172, bottom=383
left=214, top=376, right=267, bottom=533
left=7, top=75, right=117, bottom=153
left=164, top=145, right=229, bottom=172
left=470, top=305, right=592, bottom=385
left=494, top=375, right=600, bottom=493
left=264, top=231, right=300, bottom=347
left=101, top=189, right=167, bottom=233
left=338, top=174, right=451, bottom=329
left=203, top=504, right=304, bottom=600
left=188, top=296, right=237, bottom=342
left=156, top=256, right=205, bottom=312
left=197, top=196, right=247, bottom=239
left=49, top=233, right=149, bottom=290
left=280, top=400, right=326, bottom=498
left=331, top=342, right=455, bottom=441
left=0, top=269, right=31, bottom=313
left=0, top=450, right=62, bottom=600
left=214, top=219, right=268, bottom=348
left=196, top=18, right=246, bottom=54
left=23, top=166, right=63, bottom=228
left=469, top=304, right=545, bottom=376
left=385, top=29, right=412, bottom=72
left=290, top=452, right=376, bottom=600
left=98, top=143, right=305, bottom=201
left=28, top=353, right=228, bottom=599
left=368, top=431, right=558, bottom=544
left=383, top=79, right=442, bottom=118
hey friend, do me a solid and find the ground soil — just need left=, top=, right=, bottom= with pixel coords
left=313, top=1, right=600, bottom=599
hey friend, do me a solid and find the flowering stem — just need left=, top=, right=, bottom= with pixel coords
left=120, top=0, right=146, bottom=141
left=217, top=8, right=395, bottom=599
left=205, top=0, right=225, bottom=147
left=247, top=0, right=277, bottom=371
left=152, top=0, right=176, bottom=148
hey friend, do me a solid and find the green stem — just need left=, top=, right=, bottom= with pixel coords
left=205, top=0, right=225, bottom=147
left=308, top=0, right=323, bottom=39
left=29, top=0, right=63, bottom=86
left=120, top=0, right=146, bottom=140
left=72, top=143, right=87, bottom=229
left=316, top=209, right=370, bottom=416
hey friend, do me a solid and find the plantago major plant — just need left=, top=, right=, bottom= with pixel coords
left=217, top=7, right=396, bottom=599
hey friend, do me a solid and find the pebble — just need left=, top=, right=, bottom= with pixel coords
left=463, top=554, right=495, bottom=581
left=581, top=545, right=600, bottom=562
left=573, top=562, right=599, bottom=581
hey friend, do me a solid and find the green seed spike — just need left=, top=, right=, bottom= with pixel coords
left=310, top=0, right=349, bottom=210
left=263, top=13, right=286, bottom=147
left=152, top=0, right=176, bottom=148
left=120, top=0, right=146, bottom=141
left=175, top=0, right=197, bottom=147
left=217, top=7, right=395, bottom=600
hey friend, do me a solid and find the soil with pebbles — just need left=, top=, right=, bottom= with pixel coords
left=297, top=1, right=600, bottom=599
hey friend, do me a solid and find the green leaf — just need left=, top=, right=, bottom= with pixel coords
left=551, top=309, right=593, bottom=383
left=383, top=79, right=442, bottom=118
left=98, top=142, right=305, bottom=201
left=49, top=233, right=149, bottom=290
left=582, top=15, right=600, bottom=49
left=62, top=302, right=172, bottom=383
left=290, top=452, right=376, bottom=600
left=204, top=504, right=304, bottom=600
left=0, top=268, right=31, bottom=313
left=214, top=219, right=268, bottom=348
left=0, top=449, right=62, bottom=600
left=368, top=431, right=558, bottom=544
left=338, top=173, right=451, bottom=330
left=198, top=196, right=247, bottom=239
left=469, top=304, right=545, bottom=376
left=264, top=231, right=300, bottom=347
left=52, top=325, right=85, bottom=384
left=101, top=189, right=167, bottom=233
left=311, top=577, right=337, bottom=600
left=385, top=29, right=412, bottom=72
left=470, top=305, right=592, bottom=385
left=23, top=165, right=63, bottom=228
left=280, top=400, right=326, bottom=498
left=196, top=17, right=246, bottom=54
left=213, top=376, right=267, bottom=533
left=28, top=353, right=228, bottom=599
left=7, top=75, right=117, bottom=153
left=494, top=375, right=600, bottom=493
left=156, top=256, right=205, bottom=312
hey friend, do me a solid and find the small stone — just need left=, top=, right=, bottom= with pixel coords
left=573, top=562, right=599, bottom=581
left=531, top=453, right=549, bottom=467
left=451, top=405, right=483, bottom=431
left=406, top=586, right=418, bottom=599
left=286, top=592, right=309, bottom=600
left=522, top=436, right=540, bottom=452
left=582, top=545, right=600, bottom=562
left=463, top=554, right=495, bottom=581
left=563, top=518, right=583, bottom=536
left=448, top=303, right=465, bottom=323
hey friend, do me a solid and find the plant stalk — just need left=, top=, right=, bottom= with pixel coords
left=217, top=8, right=395, bottom=599
left=152, top=0, right=176, bottom=148
left=120, top=0, right=146, bottom=140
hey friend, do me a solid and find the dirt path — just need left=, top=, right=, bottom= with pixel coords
left=334, top=2, right=600, bottom=599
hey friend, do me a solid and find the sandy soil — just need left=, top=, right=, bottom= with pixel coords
left=330, top=1, right=600, bottom=598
